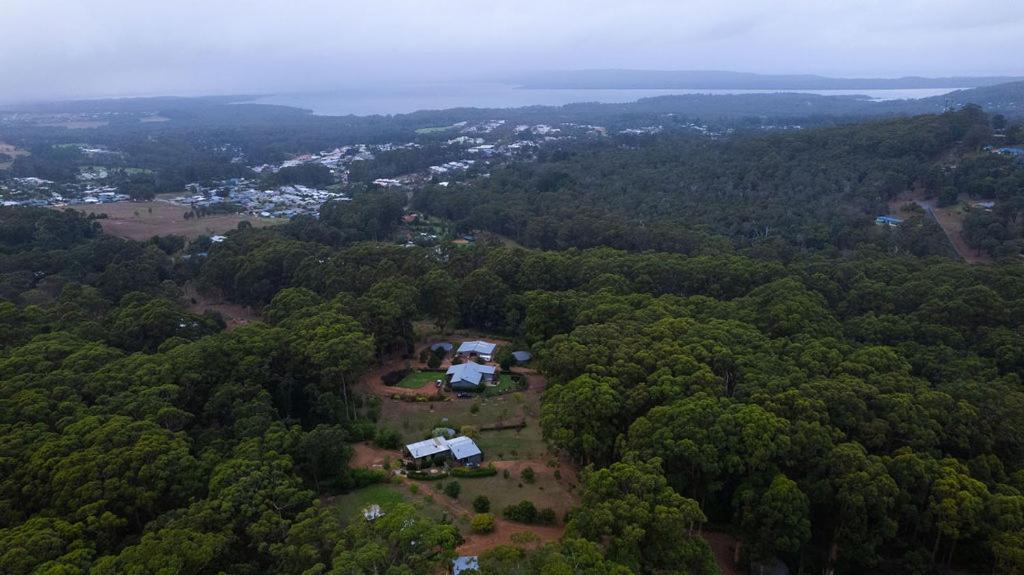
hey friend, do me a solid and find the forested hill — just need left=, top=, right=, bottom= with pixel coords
left=415, top=106, right=1024, bottom=259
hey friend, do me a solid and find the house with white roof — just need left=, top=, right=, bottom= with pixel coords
left=446, top=362, right=497, bottom=391
left=457, top=340, right=496, bottom=361
left=403, top=435, right=483, bottom=468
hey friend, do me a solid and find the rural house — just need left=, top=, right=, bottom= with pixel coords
left=446, top=362, right=497, bottom=390
left=403, top=435, right=483, bottom=468
left=457, top=340, right=496, bottom=361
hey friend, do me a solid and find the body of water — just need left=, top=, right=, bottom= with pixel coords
left=249, top=83, right=961, bottom=116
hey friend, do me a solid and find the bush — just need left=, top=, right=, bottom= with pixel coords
left=473, top=495, right=491, bottom=513
left=503, top=469, right=511, bottom=479
left=520, top=467, right=536, bottom=483
left=444, top=480, right=461, bottom=499
left=375, top=428, right=401, bottom=450
left=338, top=468, right=389, bottom=490
left=451, top=465, right=497, bottom=478
left=537, top=507, right=557, bottom=525
left=470, top=403, right=480, bottom=414
left=471, top=513, right=495, bottom=534
left=382, top=369, right=411, bottom=386
left=427, top=353, right=442, bottom=369
left=503, top=500, right=538, bottom=523
left=407, top=470, right=448, bottom=480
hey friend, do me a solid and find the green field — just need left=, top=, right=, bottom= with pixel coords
left=483, top=374, right=520, bottom=397
left=328, top=483, right=451, bottom=523
left=397, top=370, right=443, bottom=389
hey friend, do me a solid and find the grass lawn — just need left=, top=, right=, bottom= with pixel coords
left=328, top=482, right=451, bottom=523
left=483, top=374, right=519, bottom=397
left=397, top=370, right=443, bottom=389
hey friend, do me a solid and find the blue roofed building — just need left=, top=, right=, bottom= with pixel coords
left=457, top=340, right=497, bottom=361
left=446, top=362, right=497, bottom=390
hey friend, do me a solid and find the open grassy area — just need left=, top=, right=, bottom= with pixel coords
left=381, top=391, right=546, bottom=460
left=397, top=371, right=443, bottom=389
left=453, top=465, right=577, bottom=520
left=327, top=482, right=451, bottom=523
left=62, top=200, right=280, bottom=241
left=483, top=374, right=520, bottom=397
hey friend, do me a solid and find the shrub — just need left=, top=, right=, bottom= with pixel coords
left=374, top=428, right=401, bottom=450
left=338, top=468, right=389, bottom=490
left=409, top=483, right=419, bottom=494
left=382, top=369, right=411, bottom=386
left=451, top=465, right=497, bottom=478
left=554, top=469, right=562, bottom=481
left=503, top=469, right=511, bottom=479
left=520, top=467, right=536, bottom=483
left=470, top=403, right=480, bottom=414
left=460, top=425, right=479, bottom=438
left=537, top=508, right=557, bottom=525
left=503, top=500, right=538, bottom=523
left=408, top=470, right=448, bottom=480
left=471, top=513, right=495, bottom=534
left=444, top=480, right=461, bottom=499
left=473, top=495, right=491, bottom=513
left=427, top=353, right=442, bottom=369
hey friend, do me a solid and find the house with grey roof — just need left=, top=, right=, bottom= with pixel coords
left=457, top=340, right=497, bottom=361
left=446, top=362, right=497, bottom=390
left=403, top=435, right=483, bottom=468
left=446, top=436, right=483, bottom=466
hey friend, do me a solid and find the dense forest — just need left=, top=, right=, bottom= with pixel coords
left=3, top=100, right=1024, bottom=574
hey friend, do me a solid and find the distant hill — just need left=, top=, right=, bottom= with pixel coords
left=514, top=69, right=1024, bottom=90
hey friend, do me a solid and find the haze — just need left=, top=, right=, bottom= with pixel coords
left=2, top=0, right=1023, bottom=103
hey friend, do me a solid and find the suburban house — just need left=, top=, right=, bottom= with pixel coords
left=453, top=556, right=479, bottom=575
left=446, top=362, right=497, bottom=390
left=875, top=215, right=903, bottom=227
left=457, top=340, right=496, bottom=361
left=403, top=435, right=483, bottom=468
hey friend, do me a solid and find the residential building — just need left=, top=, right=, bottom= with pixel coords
left=457, top=340, right=496, bottom=361
left=446, top=362, right=497, bottom=390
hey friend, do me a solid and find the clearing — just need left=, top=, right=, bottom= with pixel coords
left=0, top=142, right=30, bottom=170
left=397, top=370, right=442, bottom=389
left=62, top=200, right=279, bottom=241
left=890, top=194, right=991, bottom=264
left=183, top=283, right=260, bottom=330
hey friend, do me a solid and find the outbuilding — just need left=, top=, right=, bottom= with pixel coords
left=457, top=340, right=496, bottom=361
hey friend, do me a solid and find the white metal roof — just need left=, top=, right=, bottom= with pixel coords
left=405, top=436, right=450, bottom=459
left=457, top=340, right=496, bottom=355
left=447, top=436, right=482, bottom=460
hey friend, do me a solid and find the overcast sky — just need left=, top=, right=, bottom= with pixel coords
left=1, top=0, right=1022, bottom=103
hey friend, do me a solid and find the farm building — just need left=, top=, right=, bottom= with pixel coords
left=457, top=340, right=496, bottom=361
left=446, top=362, right=497, bottom=390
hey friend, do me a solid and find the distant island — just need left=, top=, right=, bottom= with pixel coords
left=513, top=69, right=1024, bottom=90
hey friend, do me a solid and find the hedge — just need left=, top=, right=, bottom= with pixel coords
left=407, top=470, right=449, bottom=481
left=451, top=465, right=498, bottom=478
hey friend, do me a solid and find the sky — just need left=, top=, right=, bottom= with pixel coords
left=1, top=0, right=1022, bottom=103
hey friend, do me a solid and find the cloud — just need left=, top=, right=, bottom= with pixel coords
left=0, top=0, right=1021, bottom=103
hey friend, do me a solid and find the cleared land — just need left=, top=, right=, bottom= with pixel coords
left=0, top=142, right=30, bottom=170
left=890, top=195, right=991, bottom=264
left=62, top=200, right=279, bottom=241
